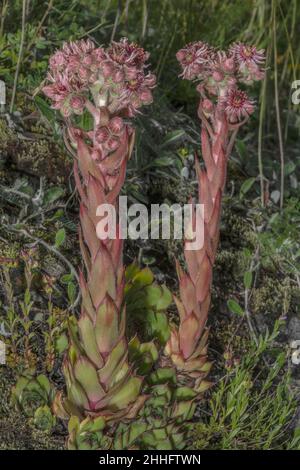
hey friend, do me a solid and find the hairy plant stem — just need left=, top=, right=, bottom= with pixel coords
left=272, top=0, right=285, bottom=210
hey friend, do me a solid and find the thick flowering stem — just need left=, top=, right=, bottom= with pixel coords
left=165, top=41, right=265, bottom=391
left=42, top=38, right=156, bottom=427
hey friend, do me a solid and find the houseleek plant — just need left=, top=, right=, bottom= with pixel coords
left=42, top=38, right=264, bottom=449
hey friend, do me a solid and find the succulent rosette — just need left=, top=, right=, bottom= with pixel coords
left=11, top=371, right=55, bottom=417
left=33, top=405, right=56, bottom=432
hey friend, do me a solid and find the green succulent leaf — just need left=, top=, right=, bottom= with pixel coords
left=33, top=405, right=56, bottom=432
left=149, top=368, right=176, bottom=385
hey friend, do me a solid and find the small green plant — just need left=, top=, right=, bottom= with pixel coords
left=11, top=370, right=55, bottom=418
left=33, top=405, right=56, bottom=433
left=193, top=322, right=298, bottom=450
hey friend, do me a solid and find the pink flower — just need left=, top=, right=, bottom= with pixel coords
left=230, top=43, right=265, bottom=82
left=108, top=38, right=149, bottom=69
left=221, top=88, right=254, bottom=122
left=49, top=51, right=65, bottom=69
left=42, top=73, right=70, bottom=107
left=176, top=41, right=215, bottom=80
left=230, top=43, right=265, bottom=67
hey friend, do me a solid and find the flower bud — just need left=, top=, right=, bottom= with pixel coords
left=202, top=98, right=214, bottom=114
left=78, top=66, right=89, bottom=80
left=102, top=61, right=115, bottom=78
left=82, top=55, right=93, bottom=66
left=223, top=58, right=235, bottom=73
left=61, top=104, right=72, bottom=118
left=212, top=70, right=224, bottom=82
left=145, top=73, right=156, bottom=87
left=140, top=89, right=153, bottom=104
left=91, top=149, right=102, bottom=161
left=95, top=127, right=110, bottom=143
left=176, top=50, right=186, bottom=62
left=70, top=95, right=86, bottom=114
left=113, top=69, right=125, bottom=83
left=125, top=67, right=138, bottom=80
left=227, top=77, right=237, bottom=88
left=50, top=51, right=65, bottom=69
left=106, top=137, right=120, bottom=152
left=108, top=117, right=124, bottom=135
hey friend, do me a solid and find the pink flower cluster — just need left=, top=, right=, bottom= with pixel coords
left=176, top=41, right=265, bottom=123
left=175, top=41, right=214, bottom=80
left=43, top=38, right=156, bottom=118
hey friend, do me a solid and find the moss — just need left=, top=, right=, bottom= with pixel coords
left=0, top=119, right=18, bottom=169
left=149, top=178, right=195, bottom=205
left=0, top=117, right=71, bottom=182
left=12, top=139, right=71, bottom=183
left=251, top=277, right=292, bottom=318
left=215, top=248, right=247, bottom=279
left=0, top=240, right=21, bottom=260
left=221, top=204, right=256, bottom=248
left=0, top=119, right=17, bottom=154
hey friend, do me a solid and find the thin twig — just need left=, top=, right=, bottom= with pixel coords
left=141, top=0, right=148, bottom=39
left=226, top=129, right=238, bottom=159
left=244, top=247, right=260, bottom=347
left=110, top=0, right=121, bottom=42
left=0, top=0, right=8, bottom=38
left=10, top=0, right=27, bottom=113
left=257, top=77, right=267, bottom=206
left=25, top=0, right=54, bottom=54
left=273, top=0, right=285, bottom=210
